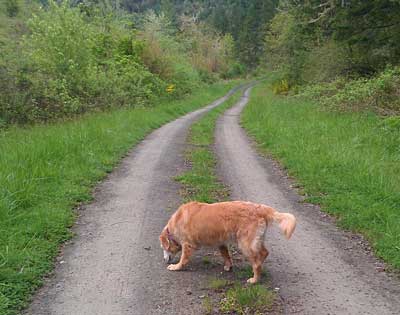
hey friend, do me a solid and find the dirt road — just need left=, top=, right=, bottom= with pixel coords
left=27, top=84, right=400, bottom=315
left=26, top=86, right=243, bottom=315
left=215, top=86, right=400, bottom=314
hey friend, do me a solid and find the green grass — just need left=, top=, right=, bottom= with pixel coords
left=176, top=88, right=243, bottom=202
left=0, top=81, right=239, bottom=315
left=220, top=284, right=275, bottom=314
left=208, top=278, right=232, bottom=290
left=242, top=82, right=400, bottom=269
left=175, top=84, right=278, bottom=314
left=202, top=296, right=214, bottom=315
left=202, top=256, right=212, bottom=265
left=234, top=266, right=268, bottom=282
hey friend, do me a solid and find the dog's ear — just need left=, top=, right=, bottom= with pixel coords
left=159, top=229, right=170, bottom=249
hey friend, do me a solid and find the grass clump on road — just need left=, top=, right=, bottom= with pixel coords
left=220, top=284, right=275, bottom=314
left=242, top=82, right=400, bottom=269
left=208, top=278, right=232, bottom=291
left=234, top=265, right=267, bottom=281
left=208, top=267, right=275, bottom=314
left=0, top=81, right=237, bottom=315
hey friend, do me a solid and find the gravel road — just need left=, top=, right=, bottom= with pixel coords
left=26, top=86, right=243, bottom=315
left=215, top=86, right=400, bottom=314
left=27, top=84, right=400, bottom=315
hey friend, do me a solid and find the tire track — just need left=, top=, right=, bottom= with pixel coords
left=215, top=86, right=400, bottom=314
left=26, top=85, right=244, bottom=315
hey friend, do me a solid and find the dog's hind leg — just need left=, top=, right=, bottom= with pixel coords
left=219, top=245, right=233, bottom=271
left=239, top=223, right=269, bottom=283
left=167, top=243, right=194, bottom=271
left=247, top=245, right=269, bottom=284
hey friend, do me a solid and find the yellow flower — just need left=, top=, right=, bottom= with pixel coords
left=166, top=84, right=175, bottom=93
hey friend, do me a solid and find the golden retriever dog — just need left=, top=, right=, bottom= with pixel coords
left=159, top=201, right=296, bottom=283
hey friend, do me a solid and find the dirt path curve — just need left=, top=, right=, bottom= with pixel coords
left=215, top=86, right=400, bottom=315
left=26, top=85, right=245, bottom=315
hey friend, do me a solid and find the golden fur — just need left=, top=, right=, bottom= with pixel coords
left=159, top=201, right=296, bottom=283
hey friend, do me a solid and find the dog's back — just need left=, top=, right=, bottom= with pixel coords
left=169, top=201, right=296, bottom=246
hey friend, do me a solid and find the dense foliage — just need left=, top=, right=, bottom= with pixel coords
left=114, top=0, right=400, bottom=114
left=0, top=0, right=237, bottom=125
left=263, top=0, right=400, bottom=113
left=115, top=0, right=279, bottom=68
left=2, top=0, right=399, bottom=124
left=265, top=0, right=400, bottom=81
left=300, top=67, right=400, bottom=114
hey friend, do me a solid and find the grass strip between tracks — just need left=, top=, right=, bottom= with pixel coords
left=176, top=85, right=278, bottom=314
left=175, top=87, right=243, bottom=203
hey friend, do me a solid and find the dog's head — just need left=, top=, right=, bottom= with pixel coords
left=159, top=227, right=181, bottom=263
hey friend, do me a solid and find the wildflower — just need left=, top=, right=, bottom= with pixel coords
left=166, top=84, right=175, bottom=93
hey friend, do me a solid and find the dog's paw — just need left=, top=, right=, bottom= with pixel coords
left=223, top=264, right=232, bottom=272
left=167, top=264, right=182, bottom=271
left=247, top=277, right=258, bottom=284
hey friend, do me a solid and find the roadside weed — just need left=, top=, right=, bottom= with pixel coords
left=202, top=256, right=212, bottom=265
left=220, top=284, right=275, bottom=314
left=208, top=278, right=231, bottom=290
left=203, top=296, right=213, bottom=315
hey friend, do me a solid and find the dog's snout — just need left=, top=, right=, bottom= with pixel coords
left=164, top=256, right=172, bottom=263
left=163, top=250, right=172, bottom=263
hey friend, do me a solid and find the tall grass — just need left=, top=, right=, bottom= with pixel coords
left=175, top=87, right=243, bottom=202
left=0, top=81, right=237, bottom=315
left=242, top=83, right=400, bottom=269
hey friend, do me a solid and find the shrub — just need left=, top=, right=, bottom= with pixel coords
left=0, top=1, right=165, bottom=125
left=300, top=67, right=400, bottom=115
left=179, top=17, right=235, bottom=80
left=4, top=0, right=20, bottom=17
left=300, top=40, right=349, bottom=84
left=272, top=79, right=290, bottom=95
left=223, top=62, right=246, bottom=79
left=139, top=11, right=202, bottom=96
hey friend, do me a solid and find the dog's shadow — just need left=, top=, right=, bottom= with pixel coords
left=163, top=247, right=281, bottom=314
left=173, top=246, right=270, bottom=284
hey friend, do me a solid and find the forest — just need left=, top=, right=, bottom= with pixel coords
left=1, top=0, right=400, bottom=126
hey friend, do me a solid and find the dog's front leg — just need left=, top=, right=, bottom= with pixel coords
left=167, top=243, right=193, bottom=271
left=219, top=245, right=233, bottom=271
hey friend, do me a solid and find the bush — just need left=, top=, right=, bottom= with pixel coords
left=223, top=62, right=246, bottom=79
left=0, top=1, right=240, bottom=126
left=0, top=1, right=165, bottom=124
left=272, top=78, right=290, bottom=95
left=139, top=11, right=202, bottom=96
left=300, top=67, right=400, bottom=115
left=300, top=40, right=349, bottom=84
left=4, top=0, right=20, bottom=17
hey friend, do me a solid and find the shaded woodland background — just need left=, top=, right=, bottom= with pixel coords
left=1, top=0, right=400, bottom=125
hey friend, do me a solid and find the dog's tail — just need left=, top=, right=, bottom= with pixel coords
left=272, top=211, right=296, bottom=239
left=259, top=204, right=296, bottom=239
